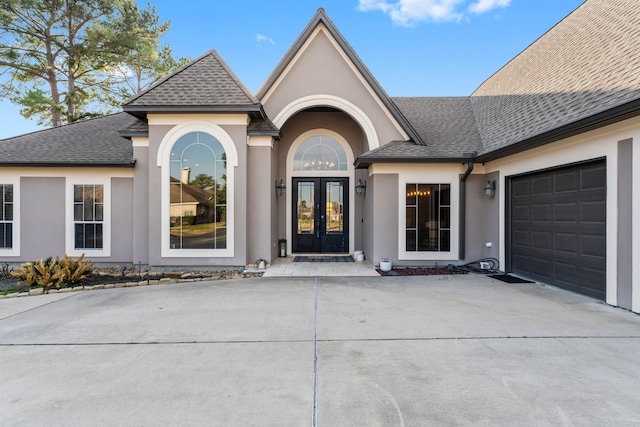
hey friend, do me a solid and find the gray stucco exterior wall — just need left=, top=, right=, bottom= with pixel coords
left=464, top=172, right=500, bottom=263
left=111, top=177, right=134, bottom=263
left=21, top=177, right=65, bottom=260
left=247, top=145, right=273, bottom=264
left=133, top=146, right=150, bottom=265
left=617, top=139, right=633, bottom=310
left=369, top=173, right=399, bottom=266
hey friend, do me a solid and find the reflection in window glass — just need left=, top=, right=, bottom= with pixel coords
left=169, top=132, right=227, bottom=249
left=297, top=182, right=315, bottom=234
left=0, top=184, right=13, bottom=249
left=325, top=182, right=343, bottom=234
left=293, top=135, right=348, bottom=171
left=405, top=183, right=451, bottom=252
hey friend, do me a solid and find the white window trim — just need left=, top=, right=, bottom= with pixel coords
left=66, top=176, right=111, bottom=257
left=397, top=168, right=460, bottom=261
left=0, top=177, right=20, bottom=256
left=157, top=121, right=238, bottom=258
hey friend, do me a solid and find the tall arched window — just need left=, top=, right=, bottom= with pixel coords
left=293, top=135, right=348, bottom=171
left=169, top=132, right=227, bottom=249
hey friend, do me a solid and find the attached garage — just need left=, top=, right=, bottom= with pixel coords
left=507, top=159, right=607, bottom=300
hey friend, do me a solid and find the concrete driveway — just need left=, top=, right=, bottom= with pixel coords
left=1, top=274, right=639, bottom=426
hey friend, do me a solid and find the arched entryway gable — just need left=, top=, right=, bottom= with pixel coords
left=285, top=129, right=356, bottom=255
left=273, top=95, right=380, bottom=151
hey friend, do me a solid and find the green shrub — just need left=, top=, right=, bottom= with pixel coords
left=11, top=254, right=93, bottom=289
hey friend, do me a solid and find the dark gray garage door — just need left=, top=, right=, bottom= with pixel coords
left=508, top=160, right=606, bottom=300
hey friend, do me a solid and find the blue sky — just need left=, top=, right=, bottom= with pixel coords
left=0, top=0, right=585, bottom=139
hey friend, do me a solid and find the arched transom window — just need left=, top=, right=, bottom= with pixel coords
left=293, top=135, right=348, bottom=171
left=169, top=132, right=227, bottom=250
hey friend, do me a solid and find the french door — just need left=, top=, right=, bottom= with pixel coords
left=292, top=178, right=349, bottom=253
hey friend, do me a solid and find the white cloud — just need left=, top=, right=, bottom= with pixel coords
left=357, top=0, right=511, bottom=26
left=468, top=0, right=510, bottom=14
left=256, top=34, right=275, bottom=45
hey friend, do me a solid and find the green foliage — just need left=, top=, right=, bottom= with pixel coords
left=190, top=174, right=216, bottom=190
left=0, top=0, right=188, bottom=127
left=11, top=254, right=93, bottom=289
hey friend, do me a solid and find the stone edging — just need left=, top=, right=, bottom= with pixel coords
left=0, top=274, right=263, bottom=299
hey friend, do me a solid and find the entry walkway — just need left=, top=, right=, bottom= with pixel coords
left=263, top=256, right=379, bottom=277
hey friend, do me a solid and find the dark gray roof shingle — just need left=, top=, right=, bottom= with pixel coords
left=123, top=50, right=261, bottom=112
left=392, top=97, right=483, bottom=157
left=0, top=113, right=138, bottom=166
left=471, top=0, right=640, bottom=154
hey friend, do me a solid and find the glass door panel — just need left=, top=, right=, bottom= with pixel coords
left=297, top=182, right=315, bottom=234
left=325, top=181, right=344, bottom=234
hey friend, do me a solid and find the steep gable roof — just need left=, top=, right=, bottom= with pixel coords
left=471, top=0, right=640, bottom=158
left=123, top=50, right=261, bottom=115
left=0, top=113, right=138, bottom=167
left=256, top=8, right=423, bottom=145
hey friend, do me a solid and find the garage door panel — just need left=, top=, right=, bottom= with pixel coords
left=581, top=165, right=606, bottom=190
left=555, top=171, right=577, bottom=192
left=531, top=257, right=552, bottom=279
left=509, top=160, right=606, bottom=300
left=513, top=180, right=531, bottom=197
left=513, top=205, right=530, bottom=221
left=554, top=233, right=577, bottom=254
left=532, top=176, right=552, bottom=195
left=532, top=204, right=552, bottom=222
left=554, top=203, right=578, bottom=222
left=531, top=231, right=551, bottom=250
left=581, top=201, right=606, bottom=223
left=581, top=234, right=606, bottom=257
left=555, top=261, right=580, bottom=286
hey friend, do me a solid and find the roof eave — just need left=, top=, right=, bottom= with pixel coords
left=0, top=161, right=136, bottom=168
left=355, top=156, right=472, bottom=169
left=477, top=98, right=640, bottom=163
left=122, top=105, right=261, bottom=114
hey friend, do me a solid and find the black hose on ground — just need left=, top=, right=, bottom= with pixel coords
left=447, top=258, right=500, bottom=274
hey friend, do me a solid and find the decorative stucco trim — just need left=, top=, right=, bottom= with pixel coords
left=132, top=136, right=149, bottom=148
left=157, top=121, right=238, bottom=258
left=247, top=136, right=274, bottom=148
left=148, top=113, right=249, bottom=126
left=274, top=95, right=380, bottom=151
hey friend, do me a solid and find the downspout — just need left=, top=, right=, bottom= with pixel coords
left=459, top=152, right=477, bottom=261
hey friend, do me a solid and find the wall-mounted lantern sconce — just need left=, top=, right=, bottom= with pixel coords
left=355, top=179, right=367, bottom=196
left=484, top=180, right=496, bottom=198
left=275, top=179, right=286, bottom=197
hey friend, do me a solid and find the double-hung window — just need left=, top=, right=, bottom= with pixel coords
left=0, top=184, right=13, bottom=249
left=73, top=184, right=104, bottom=250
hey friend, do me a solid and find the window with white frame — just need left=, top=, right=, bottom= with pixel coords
left=405, top=183, right=451, bottom=252
left=73, top=184, right=104, bottom=249
left=0, top=184, right=13, bottom=249
left=169, top=132, right=227, bottom=250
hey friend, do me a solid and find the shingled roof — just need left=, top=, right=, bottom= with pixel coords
left=471, top=0, right=640, bottom=158
left=123, top=50, right=261, bottom=115
left=0, top=113, right=138, bottom=167
left=357, top=0, right=640, bottom=165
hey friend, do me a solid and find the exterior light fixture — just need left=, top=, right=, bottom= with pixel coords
left=275, top=179, right=286, bottom=197
left=484, top=180, right=496, bottom=198
left=355, top=179, right=367, bottom=195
